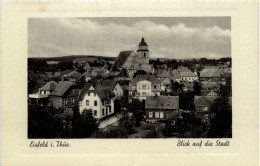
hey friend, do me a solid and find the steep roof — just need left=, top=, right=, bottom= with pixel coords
left=130, top=75, right=160, bottom=84
left=114, top=51, right=134, bottom=67
left=50, top=81, right=77, bottom=97
left=95, top=80, right=118, bottom=91
left=145, top=96, right=179, bottom=110
left=40, top=81, right=57, bottom=91
left=78, top=83, right=94, bottom=100
left=154, top=69, right=172, bottom=78
left=194, top=95, right=218, bottom=105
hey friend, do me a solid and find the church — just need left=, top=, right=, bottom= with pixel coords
left=113, top=37, right=152, bottom=78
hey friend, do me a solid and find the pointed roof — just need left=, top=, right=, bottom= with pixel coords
left=40, top=81, right=57, bottom=91
left=114, top=51, right=135, bottom=67
left=78, top=83, right=94, bottom=100
left=130, top=74, right=160, bottom=84
left=138, top=37, right=148, bottom=46
left=50, top=81, right=77, bottom=97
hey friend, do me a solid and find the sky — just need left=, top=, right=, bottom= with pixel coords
left=28, top=17, right=231, bottom=59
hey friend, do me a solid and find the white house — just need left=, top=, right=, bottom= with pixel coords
left=129, top=75, right=161, bottom=100
left=78, top=84, right=115, bottom=120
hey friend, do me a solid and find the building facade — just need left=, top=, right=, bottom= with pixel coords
left=79, top=84, right=115, bottom=120
left=129, top=75, right=161, bottom=100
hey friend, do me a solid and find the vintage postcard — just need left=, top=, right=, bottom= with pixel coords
left=1, top=1, right=259, bottom=166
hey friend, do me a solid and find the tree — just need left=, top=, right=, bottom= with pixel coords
left=193, top=81, right=202, bottom=95
left=28, top=105, right=66, bottom=138
left=128, top=99, right=145, bottom=126
left=179, top=91, right=195, bottom=110
left=133, top=70, right=147, bottom=78
left=207, top=96, right=232, bottom=138
left=72, top=109, right=98, bottom=138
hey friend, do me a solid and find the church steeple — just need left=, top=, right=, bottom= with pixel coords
left=137, top=37, right=149, bottom=51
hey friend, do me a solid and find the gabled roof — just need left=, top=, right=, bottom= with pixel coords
left=78, top=83, right=94, bottom=100
left=200, top=68, right=223, bottom=78
left=194, top=95, right=218, bottom=105
left=50, top=81, right=77, bottom=97
left=130, top=75, right=160, bottom=84
left=161, top=77, right=171, bottom=84
left=179, top=71, right=197, bottom=77
left=154, top=69, right=172, bottom=78
left=40, top=81, right=57, bottom=91
left=114, top=51, right=134, bottom=67
left=95, top=80, right=118, bottom=91
left=145, top=96, right=179, bottom=110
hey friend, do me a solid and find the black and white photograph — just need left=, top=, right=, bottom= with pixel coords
left=28, top=17, right=232, bottom=139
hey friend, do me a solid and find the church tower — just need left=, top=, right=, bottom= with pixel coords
left=137, top=37, right=149, bottom=69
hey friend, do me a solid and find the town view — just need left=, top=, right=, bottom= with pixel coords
left=28, top=18, right=231, bottom=138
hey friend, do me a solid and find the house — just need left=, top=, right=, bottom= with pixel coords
left=145, top=96, right=179, bottom=123
left=84, top=62, right=107, bottom=72
left=78, top=83, right=116, bottom=120
left=60, top=70, right=82, bottom=82
left=154, top=68, right=172, bottom=81
left=83, top=70, right=98, bottom=82
left=170, top=69, right=181, bottom=82
left=160, top=77, right=173, bottom=93
left=39, top=81, right=57, bottom=95
left=49, top=81, right=80, bottom=109
left=129, top=74, right=161, bottom=100
left=200, top=68, right=224, bottom=81
left=179, top=71, right=198, bottom=82
left=201, top=82, right=220, bottom=95
left=194, top=95, right=218, bottom=124
left=95, top=80, right=124, bottom=98
left=45, top=71, right=61, bottom=80
left=28, top=81, right=57, bottom=106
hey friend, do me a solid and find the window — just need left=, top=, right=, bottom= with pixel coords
left=139, top=85, right=141, bottom=89
left=94, top=100, right=97, bottom=106
left=132, top=85, right=135, bottom=89
left=79, top=101, right=82, bottom=107
left=86, top=100, right=89, bottom=106
left=109, top=107, right=111, bottom=113
left=205, top=115, right=209, bottom=119
left=88, top=92, right=90, bottom=96
left=160, top=112, right=164, bottom=118
left=202, top=106, right=208, bottom=111
left=94, top=110, right=97, bottom=116
left=154, top=85, right=157, bottom=89
left=147, top=85, right=150, bottom=89
left=155, top=112, right=159, bottom=118
left=142, top=92, right=146, bottom=96
left=94, top=93, right=96, bottom=96
left=102, top=100, right=105, bottom=106
left=142, top=85, right=146, bottom=90
left=102, top=108, right=105, bottom=115
left=149, top=112, right=153, bottom=118
left=171, top=120, right=176, bottom=126
left=72, top=98, right=74, bottom=103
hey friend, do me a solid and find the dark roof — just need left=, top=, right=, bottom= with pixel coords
left=78, top=83, right=94, bottom=100
left=78, top=83, right=115, bottom=101
left=40, top=81, right=57, bottom=91
left=50, top=81, right=77, bottom=96
left=130, top=75, right=160, bottom=84
left=95, top=80, right=118, bottom=91
left=138, top=37, right=148, bottom=46
left=114, top=51, right=134, bottom=67
left=88, top=62, right=104, bottom=68
left=145, top=96, right=179, bottom=110
left=96, top=89, right=116, bottom=100
left=194, top=95, right=218, bottom=105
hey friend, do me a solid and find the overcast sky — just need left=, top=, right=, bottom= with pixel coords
left=28, top=17, right=231, bottom=59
